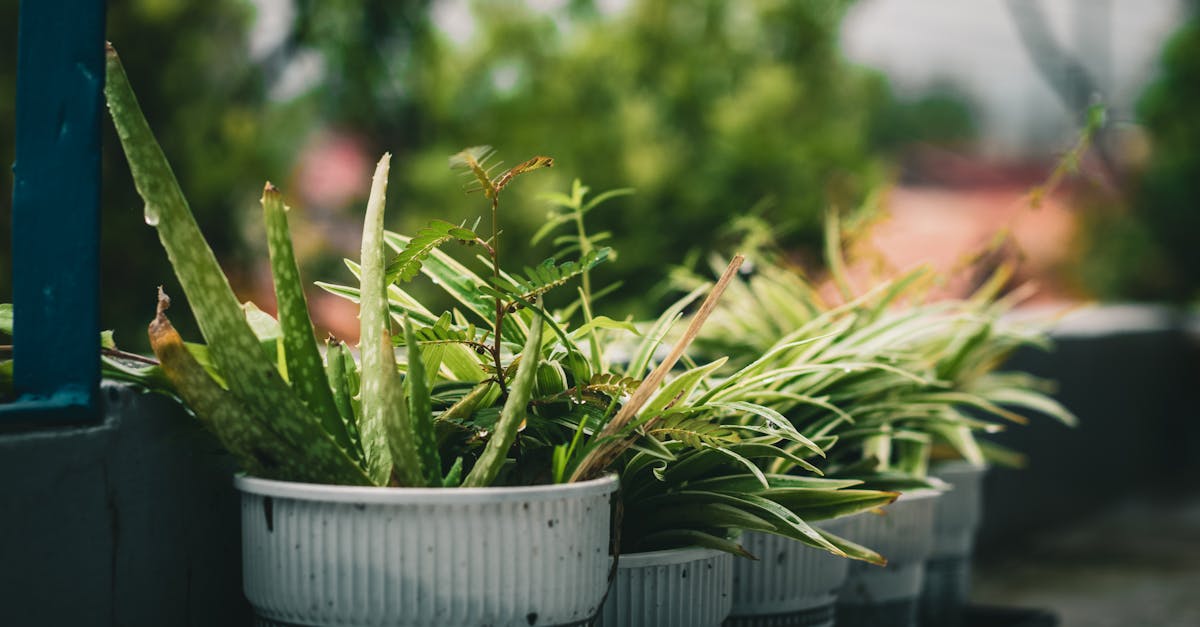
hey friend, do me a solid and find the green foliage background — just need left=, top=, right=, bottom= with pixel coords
left=1079, top=4, right=1200, bottom=302
left=2, top=0, right=973, bottom=351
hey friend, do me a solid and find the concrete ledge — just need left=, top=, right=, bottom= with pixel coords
left=0, top=382, right=249, bottom=626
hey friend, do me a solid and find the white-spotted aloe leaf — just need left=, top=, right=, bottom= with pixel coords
left=356, top=154, right=408, bottom=486
left=261, top=184, right=355, bottom=454
left=105, top=45, right=368, bottom=485
left=148, top=290, right=368, bottom=484
left=402, top=315, right=442, bottom=485
left=324, top=339, right=364, bottom=463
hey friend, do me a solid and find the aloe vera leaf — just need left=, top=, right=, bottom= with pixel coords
left=403, top=315, right=442, bottom=485
left=240, top=302, right=284, bottom=374
left=148, top=301, right=266, bottom=475
left=149, top=291, right=369, bottom=484
left=461, top=305, right=544, bottom=487
left=442, top=457, right=464, bottom=487
left=356, top=154, right=414, bottom=486
left=861, top=432, right=893, bottom=472
left=324, top=339, right=363, bottom=462
left=105, top=47, right=368, bottom=485
left=261, top=185, right=354, bottom=452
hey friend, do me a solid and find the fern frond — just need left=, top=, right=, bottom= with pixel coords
left=385, top=220, right=480, bottom=284
left=449, top=146, right=498, bottom=198
left=487, top=247, right=611, bottom=302
left=493, top=155, right=554, bottom=192
left=391, top=311, right=488, bottom=351
left=646, top=408, right=743, bottom=448
left=582, top=373, right=642, bottom=399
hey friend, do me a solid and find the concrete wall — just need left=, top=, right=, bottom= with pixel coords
left=977, top=306, right=1200, bottom=549
left=0, top=383, right=250, bottom=626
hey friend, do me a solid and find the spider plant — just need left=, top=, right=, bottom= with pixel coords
left=674, top=212, right=1076, bottom=489
left=602, top=338, right=899, bottom=563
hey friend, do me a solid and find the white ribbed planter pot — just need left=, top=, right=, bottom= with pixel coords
left=920, top=462, right=987, bottom=627
left=596, top=546, right=733, bottom=627
left=724, top=516, right=856, bottom=627
left=835, top=489, right=940, bottom=627
left=237, top=474, right=618, bottom=627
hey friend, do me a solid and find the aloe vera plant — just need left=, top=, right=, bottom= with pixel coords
left=105, top=46, right=559, bottom=488
left=107, top=45, right=373, bottom=485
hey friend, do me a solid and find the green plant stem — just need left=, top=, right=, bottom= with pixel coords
left=573, top=199, right=603, bottom=373
left=490, top=196, right=507, bottom=395
left=101, top=347, right=158, bottom=366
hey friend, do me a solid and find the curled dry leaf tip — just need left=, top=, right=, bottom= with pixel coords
left=155, top=286, right=171, bottom=316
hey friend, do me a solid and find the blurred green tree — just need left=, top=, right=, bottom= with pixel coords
left=1079, top=4, right=1200, bottom=302
left=291, top=0, right=888, bottom=316
left=4, top=0, right=918, bottom=349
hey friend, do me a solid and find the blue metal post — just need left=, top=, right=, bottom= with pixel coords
left=1, top=0, right=107, bottom=425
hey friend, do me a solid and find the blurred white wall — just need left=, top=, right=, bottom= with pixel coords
left=841, top=0, right=1188, bottom=157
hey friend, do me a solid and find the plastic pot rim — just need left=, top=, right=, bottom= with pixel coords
left=616, top=545, right=730, bottom=568
left=234, top=472, right=619, bottom=504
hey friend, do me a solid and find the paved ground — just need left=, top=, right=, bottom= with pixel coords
left=972, top=492, right=1200, bottom=627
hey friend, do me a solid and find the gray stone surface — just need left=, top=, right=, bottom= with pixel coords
left=0, top=382, right=249, bottom=626
left=973, top=493, right=1200, bottom=627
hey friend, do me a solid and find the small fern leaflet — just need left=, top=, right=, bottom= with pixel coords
left=385, top=219, right=480, bottom=284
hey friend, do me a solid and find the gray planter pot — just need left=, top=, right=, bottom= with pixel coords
left=835, top=489, right=940, bottom=627
left=237, top=474, right=618, bottom=627
left=596, top=546, right=733, bottom=627
left=724, top=516, right=856, bottom=627
left=920, top=461, right=987, bottom=627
